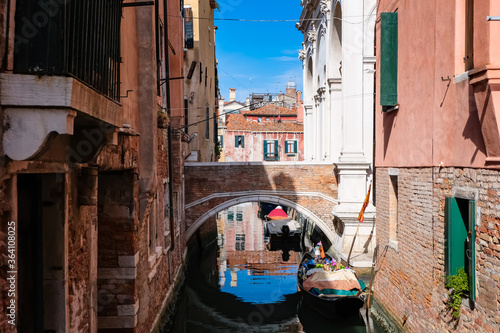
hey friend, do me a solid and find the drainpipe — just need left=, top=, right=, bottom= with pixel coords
left=164, top=0, right=175, bottom=250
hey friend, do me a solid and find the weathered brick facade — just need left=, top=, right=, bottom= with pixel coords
left=0, top=1, right=189, bottom=332
left=374, top=167, right=500, bottom=332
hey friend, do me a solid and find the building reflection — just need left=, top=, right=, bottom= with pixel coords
left=216, top=202, right=300, bottom=290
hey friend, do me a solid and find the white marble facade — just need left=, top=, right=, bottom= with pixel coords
left=297, top=0, right=376, bottom=264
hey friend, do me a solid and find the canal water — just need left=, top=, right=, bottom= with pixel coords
left=167, top=203, right=383, bottom=332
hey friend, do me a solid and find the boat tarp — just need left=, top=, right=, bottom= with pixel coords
left=303, top=269, right=362, bottom=292
left=310, top=280, right=366, bottom=296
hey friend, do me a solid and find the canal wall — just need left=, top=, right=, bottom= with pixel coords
left=374, top=167, right=500, bottom=332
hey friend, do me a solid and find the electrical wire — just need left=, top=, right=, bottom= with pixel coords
left=172, top=92, right=375, bottom=130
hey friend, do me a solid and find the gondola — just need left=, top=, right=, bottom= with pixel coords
left=264, top=205, right=302, bottom=241
left=297, top=252, right=366, bottom=320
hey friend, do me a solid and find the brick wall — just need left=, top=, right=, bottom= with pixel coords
left=184, top=163, right=338, bottom=240
left=374, top=167, right=500, bottom=332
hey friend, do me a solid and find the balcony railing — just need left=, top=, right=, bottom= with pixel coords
left=14, top=0, right=122, bottom=101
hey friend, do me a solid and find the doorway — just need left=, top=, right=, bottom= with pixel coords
left=17, top=173, right=66, bottom=332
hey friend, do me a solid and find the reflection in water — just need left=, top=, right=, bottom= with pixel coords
left=168, top=202, right=373, bottom=332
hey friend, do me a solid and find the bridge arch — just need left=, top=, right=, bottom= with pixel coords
left=185, top=194, right=337, bottom=244
left=184, top=162, right=342, bottom=256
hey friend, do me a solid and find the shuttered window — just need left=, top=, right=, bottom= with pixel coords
left=380, top=12, right=398, bottom=108
left=465, top=0, right=474, bottom=70
left=264, top=140, right=279, bottom=161
left=235, top=135, right=244, bottom=148
left=285, top=140, right=297, bottom=154
left=184, top=7, right=194, bottom=49
left=445, top=197, right=476, bottom=301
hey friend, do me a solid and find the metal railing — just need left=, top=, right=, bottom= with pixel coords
left=14, top=0, right=122, bottom=101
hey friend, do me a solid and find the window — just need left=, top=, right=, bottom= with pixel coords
left=206, top=107, right=210, bottom=139
left=285, top=140, right=298, bottom=155
left=445, top=197, right=476, bottom=301
left=380, top=12, right=398, bottom=109
left=235, top=135, right=245, bottom=148
left=264, top=140, right=279, bottom=161
left=389, top=175, right=398, bottom=248
left=184, top=98, right=189, bottom=133
left=236, top=212, right=243, bottom=221
left=184, top=6, right=194, bottom=49
left=235, top=234, right=245, bottom=251
left=14, top=0, right=122, bottom=101
left=465, top=0, right=474, bottom=70
left=258, top=117, right=262, bottom=122
left=228, top=211, right=234, bottom=221
left=163, top=180, right=171, bottom=248
left=218, top=135, right=224, bottom=147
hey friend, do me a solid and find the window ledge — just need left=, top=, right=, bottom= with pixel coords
left=382, top=105, right=399, bottom=113
left=388, top=240, right=398, bottom=252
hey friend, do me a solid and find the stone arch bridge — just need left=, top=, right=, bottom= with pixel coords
left=184, top=162, right=344, bottom=253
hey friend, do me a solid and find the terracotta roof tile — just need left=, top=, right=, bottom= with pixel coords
left=226, top=114, right=303, bottom=132
left=242, top=104, right=297, bottom=116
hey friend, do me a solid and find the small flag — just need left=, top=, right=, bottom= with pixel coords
left=357, top=184, right=372, bottom=223
left=318, top=241, right=325, bottom=259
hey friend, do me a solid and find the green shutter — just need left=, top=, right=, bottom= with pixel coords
left=263, top=140, right=268, bottom=160
left=235, top=136, right=239, bottom=147
left=468, top=200, right=476, bottom=301
left=274, top=140, right=279, bottom=160
left=285, top=141, right=289, bottom=154
left=241, top=136, right=245, bottom=148
left=380, top=12, right=398, bottom=107
left=445, top=197, right=467, bottom=276
left=294, top=140, right=297, bottom=153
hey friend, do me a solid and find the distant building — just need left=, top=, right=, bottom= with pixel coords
left=184, top=0, right=218, bottom=162
left=223, top=104, right=304, bottom=162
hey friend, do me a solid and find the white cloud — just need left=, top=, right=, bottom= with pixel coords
left=268, top=56, right=299, bottom=62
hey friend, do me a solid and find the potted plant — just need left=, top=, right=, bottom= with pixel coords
left=210, top=0, right=220, bottom=11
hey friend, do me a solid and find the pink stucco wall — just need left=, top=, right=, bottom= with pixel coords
left=375, top=0, right=500, bottom=169
left=224, top=131, right=304, bottom=162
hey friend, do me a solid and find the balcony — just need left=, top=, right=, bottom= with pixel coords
left=14, top=0, right=122, bottom=101
left=2, top=0, right=124, bottom=161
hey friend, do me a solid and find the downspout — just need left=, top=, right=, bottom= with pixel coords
left=164, top=0, right=175, bottom=250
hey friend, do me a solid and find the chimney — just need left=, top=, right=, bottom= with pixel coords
left=296, top=91, right=304, bottom=123
left=229, top=88, right=236, bottom=102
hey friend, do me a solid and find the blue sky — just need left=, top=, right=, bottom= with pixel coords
left=214, top=0, right=304, bottom=102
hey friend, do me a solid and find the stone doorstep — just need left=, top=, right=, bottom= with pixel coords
left=118, top=252, right=140, bottom=268
left=97, top=267, right=136, bottom=280
left=117, top=301, right=140, bottom=316
left=341, top=251, right=375, bottom=269
left=98, top=315, right=137, bottom=329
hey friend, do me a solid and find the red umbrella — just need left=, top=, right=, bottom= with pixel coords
left=267, top=206, right=288, bottom=220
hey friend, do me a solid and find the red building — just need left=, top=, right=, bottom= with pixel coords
left=223, top=104, right=304, bottom=162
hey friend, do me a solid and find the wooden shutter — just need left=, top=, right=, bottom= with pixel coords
left=241, top=136, right=245, bottom=148
left=263, top=140, right=268, bottom=160
left=184, top=7, right=194, bottom=49
left=380, top=12, right=398, bottom=107
left=445, top=197, right=467, bottom=276
left=294, top=140, right=297, bottom=153
left=468, top=200, right=476, bottom=301
left=274, top=140, right=279, bottom=160
left=235, top=136, right=239, bottom=147
left=465, top=0, right=474, bottom=70
left=285, top=141, right=289, bottom=154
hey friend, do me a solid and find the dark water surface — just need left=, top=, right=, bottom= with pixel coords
left=167, top=203, right=382, bottom=332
